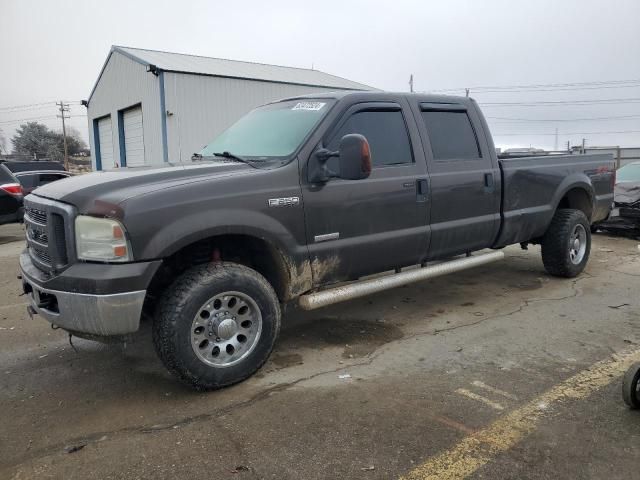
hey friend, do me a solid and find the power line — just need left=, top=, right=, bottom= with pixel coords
left=493, top=130, right=640, bottom=136
left=0, top=100, right=83, bottom=113
left=429, top=78, right=640, bottom=93
left=0, top=101, right=57, bottom=112
left=480, top=97, right=640, bottom=107
left=486, top=114, right=640, bottom=122
left=0, top=113, right=86, bottom=126
left=0, top=115, right=59, bottom=125
left=442, top=84, right=640, bottom=94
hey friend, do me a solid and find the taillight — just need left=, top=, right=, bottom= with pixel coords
left=0, top=183, right=23, bottom=196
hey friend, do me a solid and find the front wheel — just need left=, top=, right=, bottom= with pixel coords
left=541, top=208, right=591, bottom=278
left=153, top=262, right=281, bottom=390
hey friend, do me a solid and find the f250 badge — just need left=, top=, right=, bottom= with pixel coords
left=268, top=197, right=300, bottom=207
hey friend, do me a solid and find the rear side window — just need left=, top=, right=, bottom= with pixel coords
left=0, top=164, right=18, bottom=183
left=421, top=110, right=481, bottom=160
left=328, top=110, right=413, bottom=167
left=17, top=173, right=39, bottom=189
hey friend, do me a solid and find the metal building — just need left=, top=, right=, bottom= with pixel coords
left=86, top=46, right=373, bottom=170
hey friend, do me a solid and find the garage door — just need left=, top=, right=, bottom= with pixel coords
left=122, top=106, right=145, bottom=167
left=97, top=116, right=114, bottom=169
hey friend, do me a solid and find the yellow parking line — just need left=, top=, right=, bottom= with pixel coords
left=400, top=348, right=640, bottom=480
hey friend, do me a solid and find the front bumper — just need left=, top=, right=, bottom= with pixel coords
left=20, top=251, right=160, bottom=336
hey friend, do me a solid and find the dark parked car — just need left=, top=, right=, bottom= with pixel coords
left=0, top=164, right=24, bottom=225
left=14, top=170, right=73, bottom=195
left=2, top=161, right=71, bottom=196
left=19, top=91, right=615, bottom=390
left=596, top=161, right=640, bottom=233
left=2, top=160, right=66, bottom=174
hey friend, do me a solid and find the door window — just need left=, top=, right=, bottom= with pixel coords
left=327, top=110, right=413, bottom=167
left=421, top=110, right=481, bottom=160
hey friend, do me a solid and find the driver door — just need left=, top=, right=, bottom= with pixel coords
left=301, top=101, right=430, bottom=286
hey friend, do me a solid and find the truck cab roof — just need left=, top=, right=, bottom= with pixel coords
left=277, top=90, right=475, bottom=106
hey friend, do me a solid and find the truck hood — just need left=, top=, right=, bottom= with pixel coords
left=32, top=161, right=254, bottom=215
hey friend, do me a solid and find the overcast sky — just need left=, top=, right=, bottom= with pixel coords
left=1, top=0, right=639, bottom=151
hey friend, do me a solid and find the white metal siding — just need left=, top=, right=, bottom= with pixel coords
left=164, top=73, right=348, bottom=162
left=87, top=49, right=372, bottom=168
left=123, top=107, right=145, bottom=166
left=87, top=52, right=162, bottom=169
left=97, top=117, right=114, bottom=167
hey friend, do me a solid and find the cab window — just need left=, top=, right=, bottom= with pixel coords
left=328, top=110, right=413, bottom=167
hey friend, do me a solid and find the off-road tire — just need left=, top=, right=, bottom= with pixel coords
left=622, top=362, right=640, bottom=409
left=153, top=262, right=280, bottom=391
left=541, top=208, right=591, bottom=278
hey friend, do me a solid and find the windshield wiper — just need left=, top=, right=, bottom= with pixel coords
left=212, top=151, right=258, bottom=168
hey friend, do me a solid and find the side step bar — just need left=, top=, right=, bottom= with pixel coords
left=298, top=251, right=505, bottom=311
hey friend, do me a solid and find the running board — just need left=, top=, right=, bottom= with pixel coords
left=298, top=251, right=505, bottom=311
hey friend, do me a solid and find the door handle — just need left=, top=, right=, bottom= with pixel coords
left=484, top=173, right=495, bottom=193
left=416, top=178, right=428, bottom=202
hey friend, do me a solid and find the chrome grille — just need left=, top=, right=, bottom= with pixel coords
left=24, top=206, right=48, bottom=225
left=32, top=248, right=52, bottom=264
left=23, top=196, right=76, bottom=273
left=27, top=227, right=48, bottom=244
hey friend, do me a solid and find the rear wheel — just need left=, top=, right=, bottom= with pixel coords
left=622, top=362, right=640, bottom=409
left=541, top=209, right=591, bottom=278
left=153, top=262, right=280, bottom=390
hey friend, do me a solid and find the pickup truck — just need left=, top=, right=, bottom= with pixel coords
left=19, top=92, right=615, bottom=390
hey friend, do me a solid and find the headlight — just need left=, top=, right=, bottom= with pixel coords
left=75, top=215, right=132, bottom=262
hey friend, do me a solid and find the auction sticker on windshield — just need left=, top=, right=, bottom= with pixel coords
left=292, top=101, right=326, bottom=111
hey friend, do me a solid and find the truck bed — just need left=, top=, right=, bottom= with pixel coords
left=494, top=153, right=615, bottom=247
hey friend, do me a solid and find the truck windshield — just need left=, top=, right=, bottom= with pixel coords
left=200, top=99, right=335, bottom=161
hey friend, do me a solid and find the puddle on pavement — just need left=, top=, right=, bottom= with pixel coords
left=280, top=317, right=404, bottom=359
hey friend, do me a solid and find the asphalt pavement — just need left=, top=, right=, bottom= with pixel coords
left=0, top=224, right=638, bottom=479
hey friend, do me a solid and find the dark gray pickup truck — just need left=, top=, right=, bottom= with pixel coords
left=19, top=92, right=615, bottom=389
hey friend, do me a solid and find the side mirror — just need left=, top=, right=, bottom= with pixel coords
left=308, top=134, right=372, bottom=184
left=337, top=134, right=372, bottom=180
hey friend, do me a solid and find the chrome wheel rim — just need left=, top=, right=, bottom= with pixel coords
left=569, top=224, right=587, bottom=265
left=190, top=291, right=262, bottom=368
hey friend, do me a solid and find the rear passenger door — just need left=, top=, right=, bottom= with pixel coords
left=302, top=101, right=430, bottom=285
left=414, top=103, right=501, bottom=259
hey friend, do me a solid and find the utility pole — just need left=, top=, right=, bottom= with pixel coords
left=554, top=128, right=558, bottom=151
left=56, top=101, right=70, bottom=170
left=409, top=74, right=414, bottom=93
left=581, top=138, right=586, bottom=154
left=566, top=140, right=570, bottom=153
left=465, top=88, right=470, bottom=97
